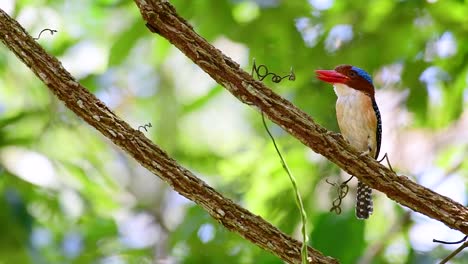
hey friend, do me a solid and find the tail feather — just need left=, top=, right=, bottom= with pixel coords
left=356, top=181, right=373, bottom=219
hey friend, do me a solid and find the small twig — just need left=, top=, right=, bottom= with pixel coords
left=342, top=175, right=354, bottom=185
left=377, top=153, right=394, bottom=172
left=433, top=235, right=467, bottom=245
left=326, top=176, right=353, bottom=214
left=252, top=59, right=295, bottom=83
left=138, top=122, right=152, bottom=132
left=33, top=28, right=57, bottom=40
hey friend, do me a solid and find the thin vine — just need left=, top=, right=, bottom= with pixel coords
left=252, top=60, right=309, bottom=264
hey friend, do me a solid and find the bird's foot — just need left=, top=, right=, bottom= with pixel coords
left=360, top=149, right=371, bottom=157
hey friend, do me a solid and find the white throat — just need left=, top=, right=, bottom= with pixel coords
left=333, top=83, right=364, bottom=98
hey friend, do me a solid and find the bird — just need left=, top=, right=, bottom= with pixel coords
left=315, top=65, right=381, bottom=219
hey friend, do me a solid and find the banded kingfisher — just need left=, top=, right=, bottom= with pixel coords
left=315, top=65, right=382, bottom=219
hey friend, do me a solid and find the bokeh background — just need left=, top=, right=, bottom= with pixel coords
left=0, top=0, right=467, bottom=263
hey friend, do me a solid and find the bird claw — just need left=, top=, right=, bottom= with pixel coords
left=360, top=150, right=370, bottom=157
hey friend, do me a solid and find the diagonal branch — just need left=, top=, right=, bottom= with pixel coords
left=133, top=0, right=468, bottom=234
left=0, top=8, right=337, bottom=264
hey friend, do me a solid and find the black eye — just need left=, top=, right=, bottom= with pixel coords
left=349, top=71, right=357, bottom=78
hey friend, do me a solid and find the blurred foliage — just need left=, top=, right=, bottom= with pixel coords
left=0, top=0, right=467, bottom=263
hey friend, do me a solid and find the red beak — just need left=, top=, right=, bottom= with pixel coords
left=315, top=69, right=349, bottom=84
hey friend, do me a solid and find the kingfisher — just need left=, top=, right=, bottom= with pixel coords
left=315, top=65, right=382, bottom=219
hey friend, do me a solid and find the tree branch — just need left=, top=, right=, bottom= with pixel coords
left=133, top=0, right=468, bottom=234
left=0, top=8, right=337, bottom=264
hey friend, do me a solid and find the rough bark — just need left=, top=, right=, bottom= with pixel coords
left=133, top=0, right=468, bottom=234
left=0, top=8, right=337, bottom=264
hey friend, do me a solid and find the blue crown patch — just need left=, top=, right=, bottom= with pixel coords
left=351, top=66, right=373, bottom=84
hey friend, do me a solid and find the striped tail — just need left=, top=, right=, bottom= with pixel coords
left=356, top=181, right=373, bottom=219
